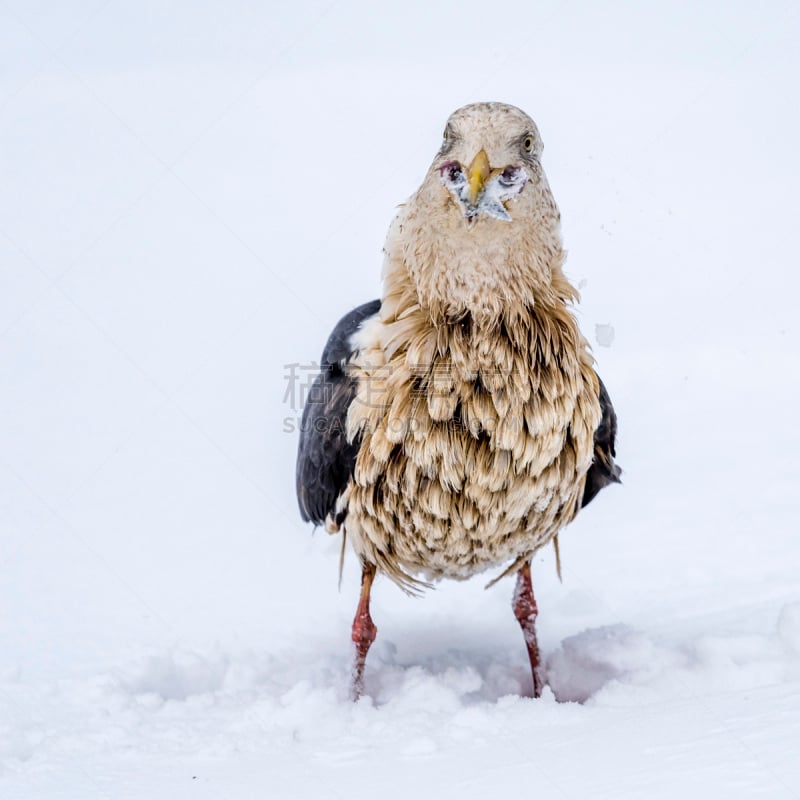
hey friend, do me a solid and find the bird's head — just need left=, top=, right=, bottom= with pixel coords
left=385, top=103, right=569, bottom=324
left=435, top=103, right=543, bottom=225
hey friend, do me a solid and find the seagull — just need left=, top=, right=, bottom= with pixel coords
left=296, top=102, right=620, bottom=698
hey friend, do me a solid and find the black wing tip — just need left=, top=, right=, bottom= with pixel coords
left=296, top=491, right=319, bottom=525
left=581, top=463, right=622, bottom=508
left=581, top=374, right=621, bottom=508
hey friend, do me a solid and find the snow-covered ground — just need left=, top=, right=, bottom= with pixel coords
left=2, top=2, right=800, bottom=797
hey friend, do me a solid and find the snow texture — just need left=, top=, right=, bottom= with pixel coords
left=2, top=2, right=800, bottom=798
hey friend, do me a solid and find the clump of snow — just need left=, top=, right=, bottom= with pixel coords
left=595, top=322, right=616, bottom=347
left=440, top=161, right=528, bottom=222
left=115, top=650, right=232, bottom=702
left=545, top=624, right=684, bottom=702
left=546, top=606, right=800, bottom=708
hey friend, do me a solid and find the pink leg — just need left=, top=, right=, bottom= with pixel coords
left=351, top=563, right=378, bottom=700
left=513, top=561, right=544, bottom=698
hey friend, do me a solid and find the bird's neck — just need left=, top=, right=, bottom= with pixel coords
left=383, top=195, right=574, bottom=327
left=380, top=230, right=579, bottom=342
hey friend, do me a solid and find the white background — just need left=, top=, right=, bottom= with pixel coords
left=1, top=2, right=799, bottom=798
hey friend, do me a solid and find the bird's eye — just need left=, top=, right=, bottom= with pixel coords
left=439, top=126, right=454, bottom=154
left=522, top=134, right=534, bottom=153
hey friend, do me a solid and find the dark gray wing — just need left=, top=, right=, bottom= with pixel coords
left=296, top=299, right=381, bottom=526
left=581, top=376, right=621, bottom=507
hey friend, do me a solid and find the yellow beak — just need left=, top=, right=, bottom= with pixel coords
left=466, top=149, right=491, bottom=205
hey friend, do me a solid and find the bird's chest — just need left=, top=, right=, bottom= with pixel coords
left=346, top=330, right=598, bottom=580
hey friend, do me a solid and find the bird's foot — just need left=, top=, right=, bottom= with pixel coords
left=513, top=561, right=544, bottom=698
left=531, top=664, right=544, bottom=699
left=350, top=563, right=377, bottom=700
left=351, top=611, right=377, bottom=700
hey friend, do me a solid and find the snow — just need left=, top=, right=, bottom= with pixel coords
left=2, top=1, right=800, bottom=797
